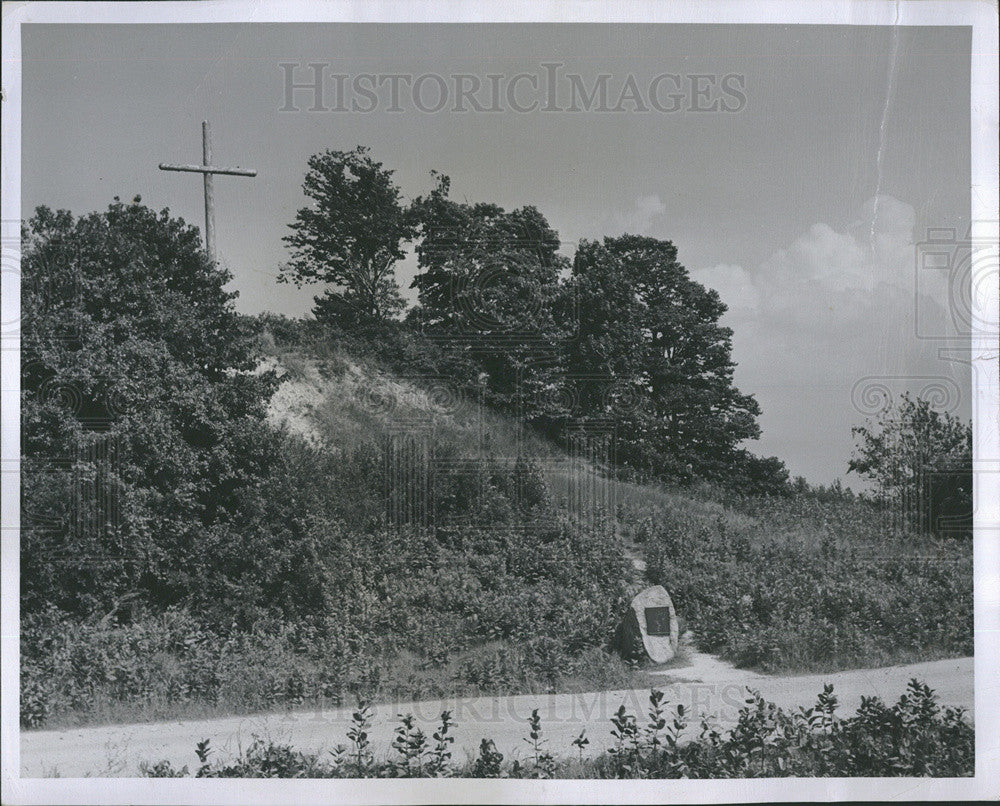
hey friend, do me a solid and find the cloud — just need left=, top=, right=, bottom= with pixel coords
left=693, top=195, right=968, bottom=485
left=611, top=194, right=666, bottom=235
left=696, top=195, right=941, bottom=332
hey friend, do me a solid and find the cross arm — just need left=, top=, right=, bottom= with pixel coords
left=158, top=163, right=258, bottom=177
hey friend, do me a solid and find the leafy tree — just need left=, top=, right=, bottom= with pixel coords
left=729, top=451, right=791, bottom=496
left=408, top=173, right=569, bottom=416
left=557, top=239, right=645, bottom=423
left=20, top=199, right=288, bottom=619
left=849, top=393, right=972, bottom=537
left=566, top=235, right=764, bottom=481
left=280, top=147, right=415, bottom=326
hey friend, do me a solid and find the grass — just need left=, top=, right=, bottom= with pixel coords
left=23, top=636, right=649, bottom=732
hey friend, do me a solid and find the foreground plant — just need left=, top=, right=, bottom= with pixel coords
left=142, top=681, right=973, bottom=779
left=520, top=708, right=556, bottom=779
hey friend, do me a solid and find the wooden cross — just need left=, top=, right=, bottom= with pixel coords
left=159, top=121, right=257, bottom=262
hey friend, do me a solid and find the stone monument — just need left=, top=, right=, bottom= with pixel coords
left=614, top=584, right=680, bottom=663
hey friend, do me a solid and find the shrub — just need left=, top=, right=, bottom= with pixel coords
left=637, top=496, right=972, bottom=673
left=21, top=201, right=279, bottom=620
left=21, top=447, right=635, bottom=728
left=141, top=681, right=973, bottom=778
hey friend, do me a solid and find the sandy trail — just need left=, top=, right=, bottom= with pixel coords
left=19, top=655, right=973, bottom=777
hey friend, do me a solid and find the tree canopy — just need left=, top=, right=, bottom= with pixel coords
left=566, top=235, right=762, bottom=480
left=407, top=172, right=569, bottom=416
left=20, top=199, right=312, bottom=620
left=280, top=146, right=415, bottom=325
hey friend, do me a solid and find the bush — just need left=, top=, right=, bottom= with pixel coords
left=21, top=201, right=279, bottom=619
left=141, top=680, right=973, bottom=778
left=21, top=446, right=635, bottom=728
left=635, top=494, right=972, bottom=673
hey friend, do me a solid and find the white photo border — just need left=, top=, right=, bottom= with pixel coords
left=2, top=1, right=997, bottom=803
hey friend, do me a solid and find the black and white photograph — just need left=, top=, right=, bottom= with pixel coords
left=1, top=1, right=997, bottom=803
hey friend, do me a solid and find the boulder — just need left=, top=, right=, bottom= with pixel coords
left=613, top=585, right=679, bottom=664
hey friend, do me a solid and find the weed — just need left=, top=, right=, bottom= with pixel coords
left=346, top=700, right=373, bottom=775
left=427, top=711, right=455, bottom=777
left=471, top=738, right=505, bottom=778
left=523, top=708, right=556, bottom=779
left=141, top=682, right=972, bottom=779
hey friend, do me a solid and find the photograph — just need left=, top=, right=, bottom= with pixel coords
left=1, top=1, right=997, bottom=803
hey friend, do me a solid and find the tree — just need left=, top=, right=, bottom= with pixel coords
left=729, top=450, right=791, bottom=496
left=20, top=199, right=283, bottom=619
left=559, top=239, right=646, bottom=422
left=566, top=235, right=764, bottom=481
left=849, top=393, right=971, bottom=537
left=280, top=147, right=415, bottom=326
left=408, top=173, right=569, bottom=416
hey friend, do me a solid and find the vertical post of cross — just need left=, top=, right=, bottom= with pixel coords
left=202, top=121, right=215, bottom=261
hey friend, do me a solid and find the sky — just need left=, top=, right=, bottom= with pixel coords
left=20, top=23, right=972, bottom=485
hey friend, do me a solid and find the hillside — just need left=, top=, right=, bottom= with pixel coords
left=20, top=331, right=973, bottom=731
left=262, top=337, right=973, bottom=676
left=260, top=339, right=732, bottom=534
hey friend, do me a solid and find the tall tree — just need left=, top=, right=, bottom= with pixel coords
left=567, top=235, right=763, bottom=479
left=408, top=173, right=569, bottom=416
left=281, top=147, right=415, bottom=326
left=849, top=393, right=971, bottom=537
left=21, top=199, right=284, bottom=619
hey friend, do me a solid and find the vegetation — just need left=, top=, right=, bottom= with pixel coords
left=21, top=199, right=278, bottom=619
left=407, top=172, right=568, bottom=420
left=278, top=149, right=790, bottom=489
left=140, top=680, right=973, bottom=778
left=21, top=319, right=973, bottom=728
left=280, top=147, right=416, bottom=325
left=566, top=235, right=771, bottom=483
left=633, top=490, right=972, bottom=672
left=19, top=151, right=973, bottom=746
left=850, top=392, right=973, bottom=539
left=20, top=435, right=641, bottom=727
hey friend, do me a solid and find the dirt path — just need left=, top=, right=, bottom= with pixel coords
left=19, top=544, right=977, bottom=777
left=19, top=656, right=973, bottom=777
